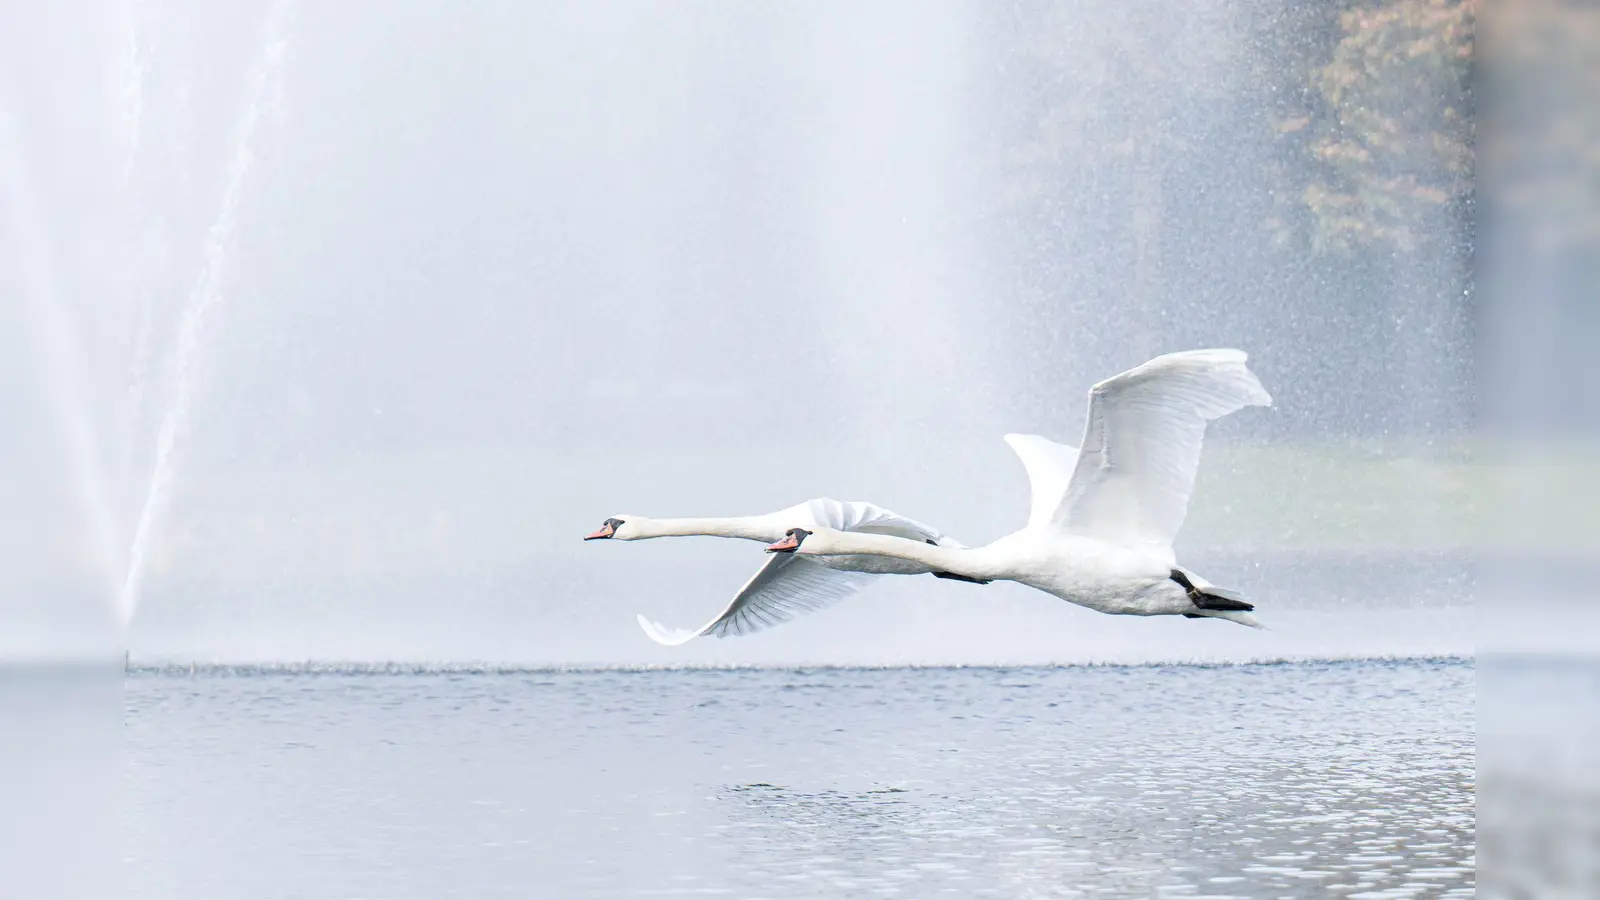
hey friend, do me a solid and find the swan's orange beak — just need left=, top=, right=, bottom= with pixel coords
left=584, top=523, right=616, bottom=541
left=766, top=534, right=801, bottom=553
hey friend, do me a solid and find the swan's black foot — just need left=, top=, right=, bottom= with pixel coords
left=1183, top=613, right=1204, bottom=619
left=933, top=571, right=991, bottom=585
left=1170, top=569, right=1255, bottom=611
left=1169, top=568, right=1201, bottom=601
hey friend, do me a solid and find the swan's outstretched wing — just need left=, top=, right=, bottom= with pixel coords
left=1002, top=434, right=1081, bottom=528
left=636, top=552, right=874, bottom=645
left=1056, top=349, right=1271, bottom=562
left=805, top=498, right=961, bottom=546
left=636, top=497, right=960, bottom=645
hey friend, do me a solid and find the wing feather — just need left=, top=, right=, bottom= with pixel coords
left=636, top=551, right=874, bottom=645
left=1002, top=434, right=1081, bottom=527
left=805, top=498, right=959, bottom=546
left=1056, top=349, right=1271, bottom=562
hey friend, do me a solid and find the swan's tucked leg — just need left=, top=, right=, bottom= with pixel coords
left=918, top=538, right=993, bottom=585
left=1182, top=609, right=1266, bottom=628
left=1168, top=569, right=1254, bottom=611
left=1196, top=609, right=1266, bottom=629
left=932, top=571, right=991, bottom=585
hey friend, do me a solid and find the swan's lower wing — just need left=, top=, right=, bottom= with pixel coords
left=634, top=614, right=704, bottom=646
left=1058, top=349, right=1271, bottom=560
left=636, top=552, right=874, bottom=645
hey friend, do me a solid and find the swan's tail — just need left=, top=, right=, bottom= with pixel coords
left=1196, top=609, right=1266, bottom=629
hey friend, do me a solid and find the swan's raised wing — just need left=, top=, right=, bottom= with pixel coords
left=1056, top=349, right=1271, bottom=562
left=1002, top=434, right=1081, bottom=528
left=805, top=498, right=961, bottom=546
left=636, top=552, right=873, bottom=645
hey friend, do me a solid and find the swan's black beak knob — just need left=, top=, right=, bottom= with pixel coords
left=765, top=528, right=810, bottom=553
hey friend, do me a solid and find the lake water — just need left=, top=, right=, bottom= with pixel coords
left=125, top=658, right=1473, bottom=898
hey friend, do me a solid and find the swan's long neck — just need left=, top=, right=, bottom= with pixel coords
left=632, top=516, right=777, bottom=542
left=809, top=531, right=1004, bottom=582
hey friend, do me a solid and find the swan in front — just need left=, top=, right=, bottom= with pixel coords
left=766, top=349, right=1272, bottom=628
left=583, top=496, right=1016, bottom=645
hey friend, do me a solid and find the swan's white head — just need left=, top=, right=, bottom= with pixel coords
left=583, top=516, right=650, bottom=541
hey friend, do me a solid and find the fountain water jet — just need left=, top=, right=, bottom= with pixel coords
left=119, top=0, right=295, bottom=625
left=117, top=0, right=144, bottom=189
left=0, top=111, right=126, bottom=608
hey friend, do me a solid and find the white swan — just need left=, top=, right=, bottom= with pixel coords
left=583, top=497, right=1000, bottom=645
left=766, top=349, right=1272, bottom=628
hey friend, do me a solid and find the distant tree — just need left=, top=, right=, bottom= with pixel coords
left=1295, top=0, right=1475, bottom=255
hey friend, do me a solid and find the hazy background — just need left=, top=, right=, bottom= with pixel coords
left=4, top=0, right=1499, bottom=668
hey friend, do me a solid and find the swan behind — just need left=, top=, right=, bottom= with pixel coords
left=584, top=497, right=990, bottom=645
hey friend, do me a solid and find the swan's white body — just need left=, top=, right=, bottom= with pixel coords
left=590, top=498, right=982, bottom=645
left=779, top=349, right=1272, bottom=628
